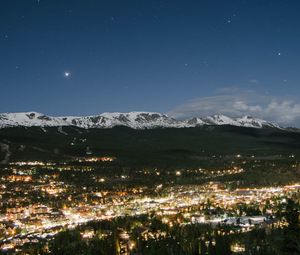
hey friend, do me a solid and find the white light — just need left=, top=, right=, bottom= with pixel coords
left=64, top=72, right=70, bottom=77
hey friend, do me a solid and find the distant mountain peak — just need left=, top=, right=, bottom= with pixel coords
left=0, top=111, right=280, bottom=129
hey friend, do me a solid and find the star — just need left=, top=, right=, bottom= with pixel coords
left=277, top=52, right=281, bottom=56
left=64, top=72, right=70, bottom=78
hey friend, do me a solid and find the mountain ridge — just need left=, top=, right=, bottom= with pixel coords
left=0, top=111, right=281, bottom=129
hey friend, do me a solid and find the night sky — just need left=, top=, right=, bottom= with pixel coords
left=1, top=1, right=300, bottom=125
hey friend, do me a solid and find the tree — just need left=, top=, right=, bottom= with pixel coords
left=49, top=230, right=88, bottom=255
left=278, top=199, right=300, bottom=255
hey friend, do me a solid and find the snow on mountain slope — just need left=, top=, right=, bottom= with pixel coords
left=201, top=115, right=240, bottom=126
left=236, top=116, right=280, bottom=128
left=0, top=112, right=280, bottom=129
left=0, top=112, right=68, bottom=127
left=197, top=114, right=281, bottom=128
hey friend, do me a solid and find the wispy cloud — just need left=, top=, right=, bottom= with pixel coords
left=248, top=79, right=259, bottom=84
left=167, top=89, right=300, bottom=127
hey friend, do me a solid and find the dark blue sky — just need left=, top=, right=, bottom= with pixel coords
left=1, top=0, right=300, bottom=124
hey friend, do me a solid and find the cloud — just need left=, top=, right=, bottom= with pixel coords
left=167, top=90, right=300, bottom=127
left=265, top=100, right=300, bottom=124
left=248, top=79, right=259, bottom=84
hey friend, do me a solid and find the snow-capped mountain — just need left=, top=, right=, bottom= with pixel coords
left=0, top=112, right=186, bottom=129
left=198, top=115, right=280, bottom=129
left=0, top=112, right=280, bottom=129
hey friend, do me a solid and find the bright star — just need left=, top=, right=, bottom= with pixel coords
left=64, top=72, right=70, bottom=77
